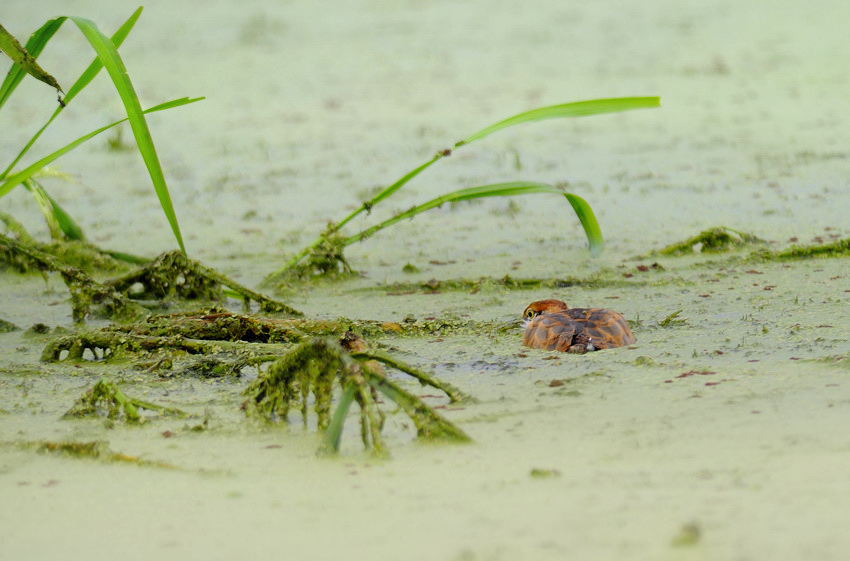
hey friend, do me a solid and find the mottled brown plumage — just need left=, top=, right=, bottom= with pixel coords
left=522, top=299, right=636, bottom=353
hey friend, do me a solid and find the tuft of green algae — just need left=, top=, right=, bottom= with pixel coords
left=63, top=378, right=186, bottom=423
left=772, top=238, right=850, bottom=260
left=243, top=337, right=471, bottom=456
left=658, top=227, right=766, bottom=255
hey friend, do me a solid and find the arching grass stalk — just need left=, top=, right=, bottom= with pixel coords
left=345, top=181, right=602, bottom=252
left=0, top=97, right=202, bottom=200
left=22, top=178, right=84, bottom=241
left=0, top=8, right=201, bottom=253
left=0, top=11, right=142, bottom=171
left=271, top=97, right=660, bottom=280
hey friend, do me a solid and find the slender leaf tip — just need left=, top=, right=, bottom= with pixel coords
left=461, top=96, right=661, bottom=145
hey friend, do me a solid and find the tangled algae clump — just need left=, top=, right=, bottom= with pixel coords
left=243, top=337, right=471, bottom=456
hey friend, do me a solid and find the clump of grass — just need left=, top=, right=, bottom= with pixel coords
left=265, top=97, right=661, bottom=286
left=658, top=309, right=687, bottom=327
left=0, top=8, right=201, bottom=254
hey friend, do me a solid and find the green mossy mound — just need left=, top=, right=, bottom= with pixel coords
left=659, top=227, right=766, bottom=256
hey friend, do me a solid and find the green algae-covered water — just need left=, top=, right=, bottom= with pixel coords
left=2, top=1, right=850, bottom=559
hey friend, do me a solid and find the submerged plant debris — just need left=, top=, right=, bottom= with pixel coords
left=1, top=232, right=149, bottom=322
left=63, top=378, right=186, bottom=423
left=771, top=237, right=850, bottom=260
left=9, top=439, right=178, bottom=468
left=41, top=308, right=507, bottom=366
left=40, top=309, right=473, bottom=454
left=658, top=309, right=687, bottom=327
left=657, top=227, right=850, bottom=262
left=243, top=336, right=471, bottom=456
left=105, top=250, right=302, bottom=315
left=1, top=235, right=300, bottom=322
left=1, top=212, right=126, bottom=272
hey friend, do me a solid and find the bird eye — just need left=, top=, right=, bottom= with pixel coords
left=526, top=310, right=536, bottom=319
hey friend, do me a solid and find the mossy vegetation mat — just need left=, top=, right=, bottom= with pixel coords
left=651, top=226, right=850, bottom=261
left=2, top=225, right=848, bottom=463
left=0, top=234, right=301, bottom=321
left=6, top=439, right=180, bottom=469
left=24, top=304, right=477, bottom=456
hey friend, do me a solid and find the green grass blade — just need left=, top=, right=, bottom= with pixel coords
left=103, top=250, right=150, bottom=265
left=69, top=15, right=186, bottom=254
left=337, top=98, right=652, bottom=251
left=64, top=8, right=141, bottom=105
left=322, top=383, right=357, bottom=454
left=0, top=97, right=203, bottom=199
left=1, top=9, right=142, bottom=181
left=0, top=18, right=65, bottom=109
left=272, top=96, right=658, bottom=277
left=458, top=97, right=661, bottom=146
left=336, top=151, right=448, bottom=231
left=22, top=179, right=62, bottom=239
left=42, top=185, right=86, bottom=240
left=23, top=178, right=86, bottom=240
left=0, top=22, right=62, bottom=96
left=344, top=181, right=604, bottom=256
left=343, top=97, right=659, bottom=225
left=563, top=193, right=603, bottom=257
left=277, top=152, right=450, bottom=274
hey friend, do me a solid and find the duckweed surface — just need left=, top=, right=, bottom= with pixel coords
left=2, top=2, right=850, bottom=560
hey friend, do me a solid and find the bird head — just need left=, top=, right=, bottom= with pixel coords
left=521, top=299, right=569, bottom=325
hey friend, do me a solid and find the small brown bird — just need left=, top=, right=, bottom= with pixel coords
left=522, top=299, right=636, bottom=353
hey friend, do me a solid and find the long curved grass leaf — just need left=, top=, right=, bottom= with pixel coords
left=42, top=185, right=86, bottom=240
left=332, top=99, right=658, bottom=236
left=64, top=9, right=141, bottom=106
left=563, top=193, right=603, bottom=257
left=344, top=181, right=604, bottom=256
left=23, top=178, right=85, bottom=240
left=0, top=97, right=203, bottom=199
left=103, top=250, right=150, bottom=265
left=69, top=15, right=186, bottom=253
left=0, top=22, right=62, bottom=94
left=1, top=9, right=142, bottom=181
left=22, top=179, right=62, bottom=239
left=458, top=97, right=660, bottom=146
left=272, top=97, right=657, bottom=277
